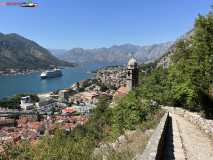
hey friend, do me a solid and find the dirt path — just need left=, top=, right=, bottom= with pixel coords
left=171, top=113, right=213, bottom=160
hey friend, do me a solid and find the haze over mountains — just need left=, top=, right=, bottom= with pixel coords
left=0, top=33, right=77, bottom=71
left=47, top=49, right=68, bottom=59
left=48, top=42, right=173, bottom=64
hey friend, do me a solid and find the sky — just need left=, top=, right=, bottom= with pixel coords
left=0, top=0, right=212, bottom=49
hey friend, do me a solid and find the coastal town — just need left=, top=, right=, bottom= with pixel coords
left=0, top=69, right=44, bottom=76
left=0, top=64, right=133, bottom=152
left=0, top=66, right=77, bottom=77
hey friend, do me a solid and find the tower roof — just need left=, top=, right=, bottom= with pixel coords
left=128, top=58, right=137, bottom=66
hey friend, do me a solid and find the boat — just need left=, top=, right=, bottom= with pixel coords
left=40, top=68, right=63, bottom=79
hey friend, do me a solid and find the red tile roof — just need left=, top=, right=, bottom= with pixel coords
left=17, top=118, right=27, bottom=124
left=29, top=122, right=44, bottom=129
left=117, top=86, right=126, bottom=94
left=112, top=86, right=127, bottom=98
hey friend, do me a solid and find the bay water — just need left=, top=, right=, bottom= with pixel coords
left=0, top=63, right=124, bottom=99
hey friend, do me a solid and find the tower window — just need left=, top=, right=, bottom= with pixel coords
left=128, top=71, right=130, bottom=76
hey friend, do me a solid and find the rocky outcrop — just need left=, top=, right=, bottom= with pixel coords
left=93, top=135, right=128, bottom=160
left=157, top=29, right=194, bottom=68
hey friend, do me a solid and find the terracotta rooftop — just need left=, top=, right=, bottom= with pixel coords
left=117, top=86, right=126, bottom=94
left=112, top=86, right=127, bottom=98
left=25, top=116, right=37, bottom=122
left=29, top=122, right=44, bottom=129
left=17, top=118, right=27, bottom=124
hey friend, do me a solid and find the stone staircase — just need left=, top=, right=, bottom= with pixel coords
left=162, top=113, right=185, bottom=160
left=134, top=109, right=213, bottom=160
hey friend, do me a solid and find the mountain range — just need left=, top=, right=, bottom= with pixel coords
left=48, top=42, right=173, bottom=64
left=47, top=49, right=68, bottom=59
left=0, top=33, right=77, bottom=71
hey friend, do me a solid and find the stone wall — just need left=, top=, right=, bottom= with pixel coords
left=163, top=106, right=213, bottom=135
left=134, top=112, right=169, bottom=160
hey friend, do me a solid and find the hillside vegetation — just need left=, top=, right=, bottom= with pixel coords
left=0, top=33, right=76, bottom=71
left=139, top=10, right=213, bottom=118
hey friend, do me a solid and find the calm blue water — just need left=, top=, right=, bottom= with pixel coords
left=0, top=63, right=124, bottom=99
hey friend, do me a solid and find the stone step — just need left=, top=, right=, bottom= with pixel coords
left=161, top=115, right=186, bottom=160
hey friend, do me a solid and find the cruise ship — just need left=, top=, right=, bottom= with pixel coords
left=40, top=68, right=63, bottom=79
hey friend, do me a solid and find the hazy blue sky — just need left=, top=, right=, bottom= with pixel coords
left=0, top=0, right=212, bottom=49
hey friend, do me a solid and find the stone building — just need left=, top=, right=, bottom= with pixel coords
left=59, top=90, right=69, bottom=100
left=0, top=119, right=16, bottom=129
left=20, top=96, right=35, bottom=110
left=126, top=54, right=139, bottom=93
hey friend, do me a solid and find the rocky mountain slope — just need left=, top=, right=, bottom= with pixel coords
left=47, top=48, right=68, bottom=58
left=58, top=42, right=173, bottom=64
left=157, top=29, right=195, bottom=68
left=0, top=33, right=77, bottom=71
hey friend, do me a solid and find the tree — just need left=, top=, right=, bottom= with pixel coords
left=50, top=107, right=56, bottom=113
left=8, top=113, right=20, bottom=120
left=100, top=84, right=108, bottom=92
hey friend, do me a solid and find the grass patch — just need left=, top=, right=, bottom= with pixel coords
left=94, top=112, right=162, bottom=160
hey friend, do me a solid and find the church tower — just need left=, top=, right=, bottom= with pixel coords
left=126, top=53, right=139, bottom=93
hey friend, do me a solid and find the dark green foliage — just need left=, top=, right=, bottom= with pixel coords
left=137, top=10, right=213, bottom=118
left=68, top=88, right=76, bottom=96
left=100, top=84, right=108, bottom=92
left=37, top=114, right=44, bottom=122
left=8, top=113, right=21, bottom=119
left=112, top=91, right=160, bottom=132
left=0, top=94, right=39, bottom=109
left=138, top=61, right=158, bottom=76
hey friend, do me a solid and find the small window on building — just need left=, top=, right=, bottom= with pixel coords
left=128, top=71, right=130, bottom=76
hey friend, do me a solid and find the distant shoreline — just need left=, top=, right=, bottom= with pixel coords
left=0, top=69, right=43, bottom=77
left=0, top=65, right=84, bottom=77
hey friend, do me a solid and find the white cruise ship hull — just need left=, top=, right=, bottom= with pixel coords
left=40, top=69, right=63, bottom=79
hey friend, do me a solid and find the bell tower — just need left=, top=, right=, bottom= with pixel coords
left=126, top=53, right=139, bottom=93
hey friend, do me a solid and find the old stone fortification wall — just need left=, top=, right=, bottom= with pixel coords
left=134, top=112, right=169, bottom=160
left=163, top=106, right=213, bottom=135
